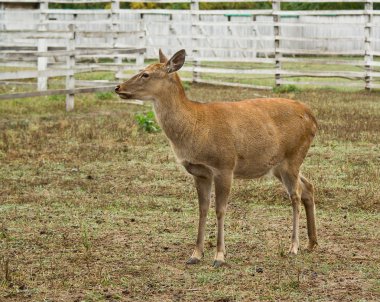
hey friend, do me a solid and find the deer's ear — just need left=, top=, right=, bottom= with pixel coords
left=159, top=49, right=168, bottom=63
left=165, top=49, right=186, bottom=73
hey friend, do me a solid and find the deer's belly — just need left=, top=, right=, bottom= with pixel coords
left=233, top=154, right=281, bottom=179
left=233, top=165, right=270, bottom=179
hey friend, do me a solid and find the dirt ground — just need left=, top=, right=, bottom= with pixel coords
left=0, top=85, right=379, bottom=301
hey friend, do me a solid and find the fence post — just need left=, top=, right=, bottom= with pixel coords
left=136, top=14, right=145, bottom=67
left=191, top=0, right=200, bottom=83
left=0, top=3, right=5, bottom=31
left=272, top=0, right=281, bottom=87
left=66, top=24, right=75, bottom=111
left=111, top=0, right=122, bottom=81
left=364, top=0, right=373, bottom=91
left=38, top=0, right=48, bottom=91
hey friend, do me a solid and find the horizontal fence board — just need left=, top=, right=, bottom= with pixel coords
left=275, top=21, right=367, bottom=26
left=78, top=31, right=145, bottom=38
left=0, top=81, right=36, bottom=86
left=0, top=69, right=72, bottom=81
left=0, top=62, right=37, bottom=68
left=369, top=51, right=380, bottom=56
left=276, top=48, right=365, bottom=56
left=190, top=57, right=276, bottom=64
left=1, top=31, right=74, bottom=39
left=280, top=70, right=364, bottom=79
left=189, top=67, right=275, bottom=75
left=0, top=17, right=374, bottom=28
left=369, top=71, right=380, bottom=77
left=1, top=20, right=135, bottom=26
left=154, top=34, right=273, bottom=42
left=367, top=61, right=380, bottom=67
left=276, top=36, right=364, bottom=42
left=186, top=21, right=368, bottom=27
left=76, top=80, right=119, bottom=87
left=0, top=48, right=145, bottom=58
left=369, top=83, right=380, bottom=89
left=43, top=9, right=112, bottom=14
left=1, top=29, right=145, bottom=36
left=0, top=86, right=115, bottom=101
left=151, top=34, right=365, bottom=43
left=278, top=57, right=365, bottom=66
left=278, top=79, right=364, bottom=87
left=50, top=63, right=140, bottom=70
left=153, top=46, right=275, bottom=53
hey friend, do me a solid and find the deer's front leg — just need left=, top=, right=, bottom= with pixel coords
left=183, top=162, right=212, bottom=265
left=186, top=175, right=212, bottom=264
left=213, top=172, right=232, bottom=268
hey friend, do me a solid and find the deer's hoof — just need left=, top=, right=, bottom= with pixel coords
left=305, top=241, right=318, bottom=252
left=288, top=245, right=299, bottom=255
left=212, top=260, right=225, bottom=268
left=186, top=257, right=201, bottom=265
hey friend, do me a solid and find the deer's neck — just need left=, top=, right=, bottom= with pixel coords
left=153, top=87, right=197, bottom=146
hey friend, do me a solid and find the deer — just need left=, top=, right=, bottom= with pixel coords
left=115, top=49, right=318, bottom=268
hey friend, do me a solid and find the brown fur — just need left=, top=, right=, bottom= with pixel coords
left=115, top=49, right=318, bottom=266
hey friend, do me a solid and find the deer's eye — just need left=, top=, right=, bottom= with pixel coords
left=142, top=73, right=149, bottom=78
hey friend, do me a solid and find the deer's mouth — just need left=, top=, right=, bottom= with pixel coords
left=116, top=92, right=133, bottom=99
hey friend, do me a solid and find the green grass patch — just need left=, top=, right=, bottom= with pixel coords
left=273, top=84, right=300, bottom=93
left=135, top=111, right=161, bottom=133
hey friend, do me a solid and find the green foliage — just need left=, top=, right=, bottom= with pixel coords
left=129, top=2, right=189, bottom=9
left=49, top=3, right=109, bottom=9
left=135, top=111, right=160, bottom=133
left=273, top=84, right=299, bottom=93
left=200, top=2, right=270, bottom=10
left=282, top=2, right=364, bottom=10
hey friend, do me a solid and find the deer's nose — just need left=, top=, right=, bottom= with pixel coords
left=115, top=85, right=120, bottom=92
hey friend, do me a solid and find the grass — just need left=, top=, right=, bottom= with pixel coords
left=0, top=84, right=379, bottom=301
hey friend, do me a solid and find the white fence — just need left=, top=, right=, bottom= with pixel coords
left=0, top=44, right=145, bottom=110
left=1, top=0, right=380, bottom=103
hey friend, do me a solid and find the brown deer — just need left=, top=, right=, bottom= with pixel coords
left=115, top=49, right=318, bottom=267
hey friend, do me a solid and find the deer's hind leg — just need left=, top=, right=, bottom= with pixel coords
left=273, top=166, right=318, bottom=254
left=300, top=175, right=318, bottom=251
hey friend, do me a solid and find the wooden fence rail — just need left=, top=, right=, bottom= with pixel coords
left=0, top=22, right=145, bottom=110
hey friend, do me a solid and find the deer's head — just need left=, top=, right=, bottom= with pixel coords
left=115, top=49, right=186, bottom=101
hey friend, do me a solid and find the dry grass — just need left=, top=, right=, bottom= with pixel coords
left=0, top=85, right=379, bottom=301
